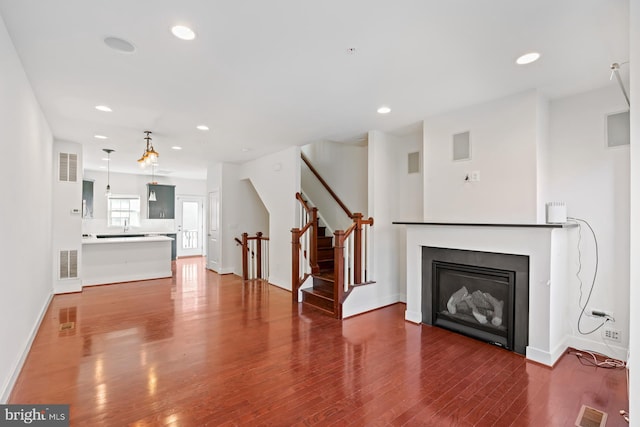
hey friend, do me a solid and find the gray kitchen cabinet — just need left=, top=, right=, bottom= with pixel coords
left=147, top=184, right=175, bottom=219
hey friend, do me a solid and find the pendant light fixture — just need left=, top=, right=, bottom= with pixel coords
left=137, top=130, right=159, bottom=167
left=103, top=148, right=114, bottom=197
left=149, top=163, right=157, bottom=202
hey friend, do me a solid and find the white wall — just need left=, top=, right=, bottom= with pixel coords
left=423, top=90, right=539, bottom=223
left=240, top=146, right=300, bottom=290
left=0, top=15, right=54, bottom=402
left=53, top=140, right=83, bottom=293
left=82, top=169, right=206, bottom=234
left=548, top=85, right=630, bottom=358
left=301, top=140, right=368, bottom=232
left=342, top=130, right=421, bottom=316
left=535, top=96, right=551, bottom=223
left=628, top=0, right=638, bottom=423
left=219, top=163, right=269, bottom=276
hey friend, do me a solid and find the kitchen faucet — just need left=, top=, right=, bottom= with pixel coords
left=123, top=218, right=129, bottom=232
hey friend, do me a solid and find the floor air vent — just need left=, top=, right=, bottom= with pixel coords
left=575, top=405, right=607, bottom=427
left=59, top=322, right=75, bottom=331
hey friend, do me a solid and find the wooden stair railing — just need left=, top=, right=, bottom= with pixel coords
left=333, top=214, right=374, bottom=317
left=291, top=194, right=318, bottom=303
left=293, top=154, right=375, bottom=318
left=236, top=232, right=269, bottom=280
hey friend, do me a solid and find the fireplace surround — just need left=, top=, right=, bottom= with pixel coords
left=422, top=247, right=529, bottom=355
left=396, top=222, right=578, bottom=366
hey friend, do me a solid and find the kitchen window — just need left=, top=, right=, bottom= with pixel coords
left=108, top=195, right=141, bottom=227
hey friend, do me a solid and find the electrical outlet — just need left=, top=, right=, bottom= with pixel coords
left=589, top=308, right=614, bottom=319
left=470, top=171, right=480, bottom=182
left=603, top=328, right=621, bottom=342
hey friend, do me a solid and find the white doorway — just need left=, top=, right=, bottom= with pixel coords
left=207, top=189, right=220, bottom=271
left=176, top=196, right=204, bottom=257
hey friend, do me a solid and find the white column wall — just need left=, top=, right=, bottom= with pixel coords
left=239, top=146, right=300, bottom=290
left=53, top=140, right=83, bottom=293
left=628, top=0, right=639, bottom=423
left=0, top=14, right=54, bottom=402
left=547, top=85, right=630, bottom=359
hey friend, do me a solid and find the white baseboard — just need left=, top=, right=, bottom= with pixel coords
left=526, top=346, right=553, bottom=366
left=54, top=280, right=82, bottom=294
left=217, top=266, right=235, bottom=275
left=1, top=291, right=53, bottom=403
left=405, top=310, right=422, bottom=324
left=342, top=292, right=401, bottom=319
left=526, top=338, right=569, bottom=367
left=567, top=335, right=629, bottom=362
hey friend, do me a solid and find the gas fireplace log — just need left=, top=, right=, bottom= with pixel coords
left=463, top=295, right=488, bottom=324
left=447, top=286, right=505, bottom=327
left=446, top=286, right=469, bottom=314
left=483, top=292, right=504, bottom=327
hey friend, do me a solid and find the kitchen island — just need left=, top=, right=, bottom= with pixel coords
left=82, top=235, right=173, bottom=286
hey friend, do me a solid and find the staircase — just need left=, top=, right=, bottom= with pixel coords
left=300, top=221, right=335, bottom=314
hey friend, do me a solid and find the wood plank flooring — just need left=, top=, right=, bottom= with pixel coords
left=10, top=257, right=628, bottom=426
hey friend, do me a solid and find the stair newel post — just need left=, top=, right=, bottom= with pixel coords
left=334, top=229, right=345, bottom=319
left=352, top=213, right=363, bottom=284
left=241, top=232, right=249, bottom=281
left=291, top=228, right=301, bottom=304
left=311, top=207, right=319, bottom=274
left=256, top=232, right=263, bottom=279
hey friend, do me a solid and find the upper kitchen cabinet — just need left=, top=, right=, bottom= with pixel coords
left=147, top=184, right=175, bottom=219
left=82, top=180, right=94, bottom=218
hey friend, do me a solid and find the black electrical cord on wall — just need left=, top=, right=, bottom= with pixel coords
left=568, top=216, right=607, bottom=335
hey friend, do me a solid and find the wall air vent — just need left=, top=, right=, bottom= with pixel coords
left=606, top=111, right=630, bottom=148
left=59, top=153, right=78, bottom=182
left=59, top=250, right=78, bottom=279
left=408, top=152, right=420, bottom=174
left=452, top=131, right=471, bottom=161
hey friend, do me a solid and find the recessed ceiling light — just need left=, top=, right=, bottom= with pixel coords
left=171, top=25, right=196, bottom=41
left=377, top=106, right=391, bottom=114
left=104, top=36, right=136, bottom=53
left=95, top=105, right=112, bottom=112
left=516, top=52, right=541, bottom=65
left=171, top=146, right=182, bottom=150
left=94, top=134, right=108, bottom=140
left=196, top=125, right=209, bottom=131
left=242, top=148, right=251, bottom=152
left=101, top=157, right=110, bottom=161
left=99, top=166, right=107, bottom=169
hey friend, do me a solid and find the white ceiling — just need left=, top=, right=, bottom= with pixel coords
left=0, top=0, right=630, bottom=180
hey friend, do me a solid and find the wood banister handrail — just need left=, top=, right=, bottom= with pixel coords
left=301, top=153, right=353, bottom=219
left=296, top=192, right=313, bottom=214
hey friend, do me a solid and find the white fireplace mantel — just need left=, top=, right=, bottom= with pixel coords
left=394, top=222, right=578, bottom=366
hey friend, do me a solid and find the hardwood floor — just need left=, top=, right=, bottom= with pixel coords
left=10, top=257, right=628, bottom=426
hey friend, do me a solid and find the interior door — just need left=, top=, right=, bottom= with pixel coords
left=207, top=190, right=220, bottom=271
left=176, top=196, right=204, bottom=257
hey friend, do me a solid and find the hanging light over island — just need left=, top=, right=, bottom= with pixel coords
left=137, top=130, right=159, bottom=167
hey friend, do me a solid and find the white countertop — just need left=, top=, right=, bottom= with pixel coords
left=82, top=235, right=174, bottom=245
